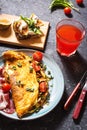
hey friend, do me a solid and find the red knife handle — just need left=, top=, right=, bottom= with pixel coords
left=64, top=83, right=80, bottom=110
left=72, top=89, right=87, bottom=120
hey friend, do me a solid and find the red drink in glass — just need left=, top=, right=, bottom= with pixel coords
left=56, top=19, right=85, bottom=57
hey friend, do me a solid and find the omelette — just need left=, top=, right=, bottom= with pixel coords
left=3, top=50, right=39, bottom=118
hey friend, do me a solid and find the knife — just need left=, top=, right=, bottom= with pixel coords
left=64, top=70, right=87, bottom=110
left=72, top=79, right=87, bottom=119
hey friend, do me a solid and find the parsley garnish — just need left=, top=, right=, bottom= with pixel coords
left=17, top=62, right=22, bottom=67
left=16, top=80, right=24, bottom=87
left=48, top=71, right=51, bottom=75
left=29, top=66, right=33, bottom=73
left=26, top=87, right=34, bottom=92
left=12, top=66, right=17, bottom=70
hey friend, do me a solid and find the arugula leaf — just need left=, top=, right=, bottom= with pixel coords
left=20, top=15, right=42, bottom=35
left=49, top=0, right=80, bottom=13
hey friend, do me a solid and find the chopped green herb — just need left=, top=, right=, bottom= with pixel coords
left=17, top=62, right=22, bottom=67
left=43, top=65, right=47, bottom=71
left=16, top=80, right=24, bottom=87
left=29, top=66, right=33, bottom=73
left=50, top=84, right=53, bottom=87
left=40, top=63, right=43, bottom=68
left=46, top=93, right=50, bottom=102
left=48, top=71, right=51, bottom=75
left=29, top=56, right=32, bottom=59
left=37, top=78, right=40, bottom=83
left=12, top=66, right=17, bottom=70
left=49, top=76, right=54, bottom=80
left=26, top=87, right=34, bottom=92
left=35, top=106, right=43, bottom=113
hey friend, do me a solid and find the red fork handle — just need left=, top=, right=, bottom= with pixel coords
left=64, top=83, right=81, bottom=110
left=72, top=89, right=87, bottom=120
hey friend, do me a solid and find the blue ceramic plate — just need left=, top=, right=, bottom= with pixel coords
left=0, top=49, right=64, bottom=120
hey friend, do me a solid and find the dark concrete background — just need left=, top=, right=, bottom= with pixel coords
left=0, top=0, right=87, bottom=130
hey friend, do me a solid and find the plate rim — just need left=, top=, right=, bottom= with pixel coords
left=0, top=49, right=64, bottom=120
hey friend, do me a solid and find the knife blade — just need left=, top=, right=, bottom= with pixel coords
left=72, top=79, right=87, bottom=119
left=64, top=70, right=87, bottom=110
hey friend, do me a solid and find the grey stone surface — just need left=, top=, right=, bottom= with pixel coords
left=0, top=0, right=87, bottom=130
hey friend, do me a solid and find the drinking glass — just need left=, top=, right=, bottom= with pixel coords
left=56, top=19, right=86, bottom=57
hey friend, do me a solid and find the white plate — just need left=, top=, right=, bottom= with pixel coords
left=0, top=49, right=64, bottom=120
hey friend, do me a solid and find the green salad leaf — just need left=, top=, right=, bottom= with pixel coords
left=49, top=0, right=80, bottom=13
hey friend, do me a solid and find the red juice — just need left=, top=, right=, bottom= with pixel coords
left=56, top=24, right=84, bottom=56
